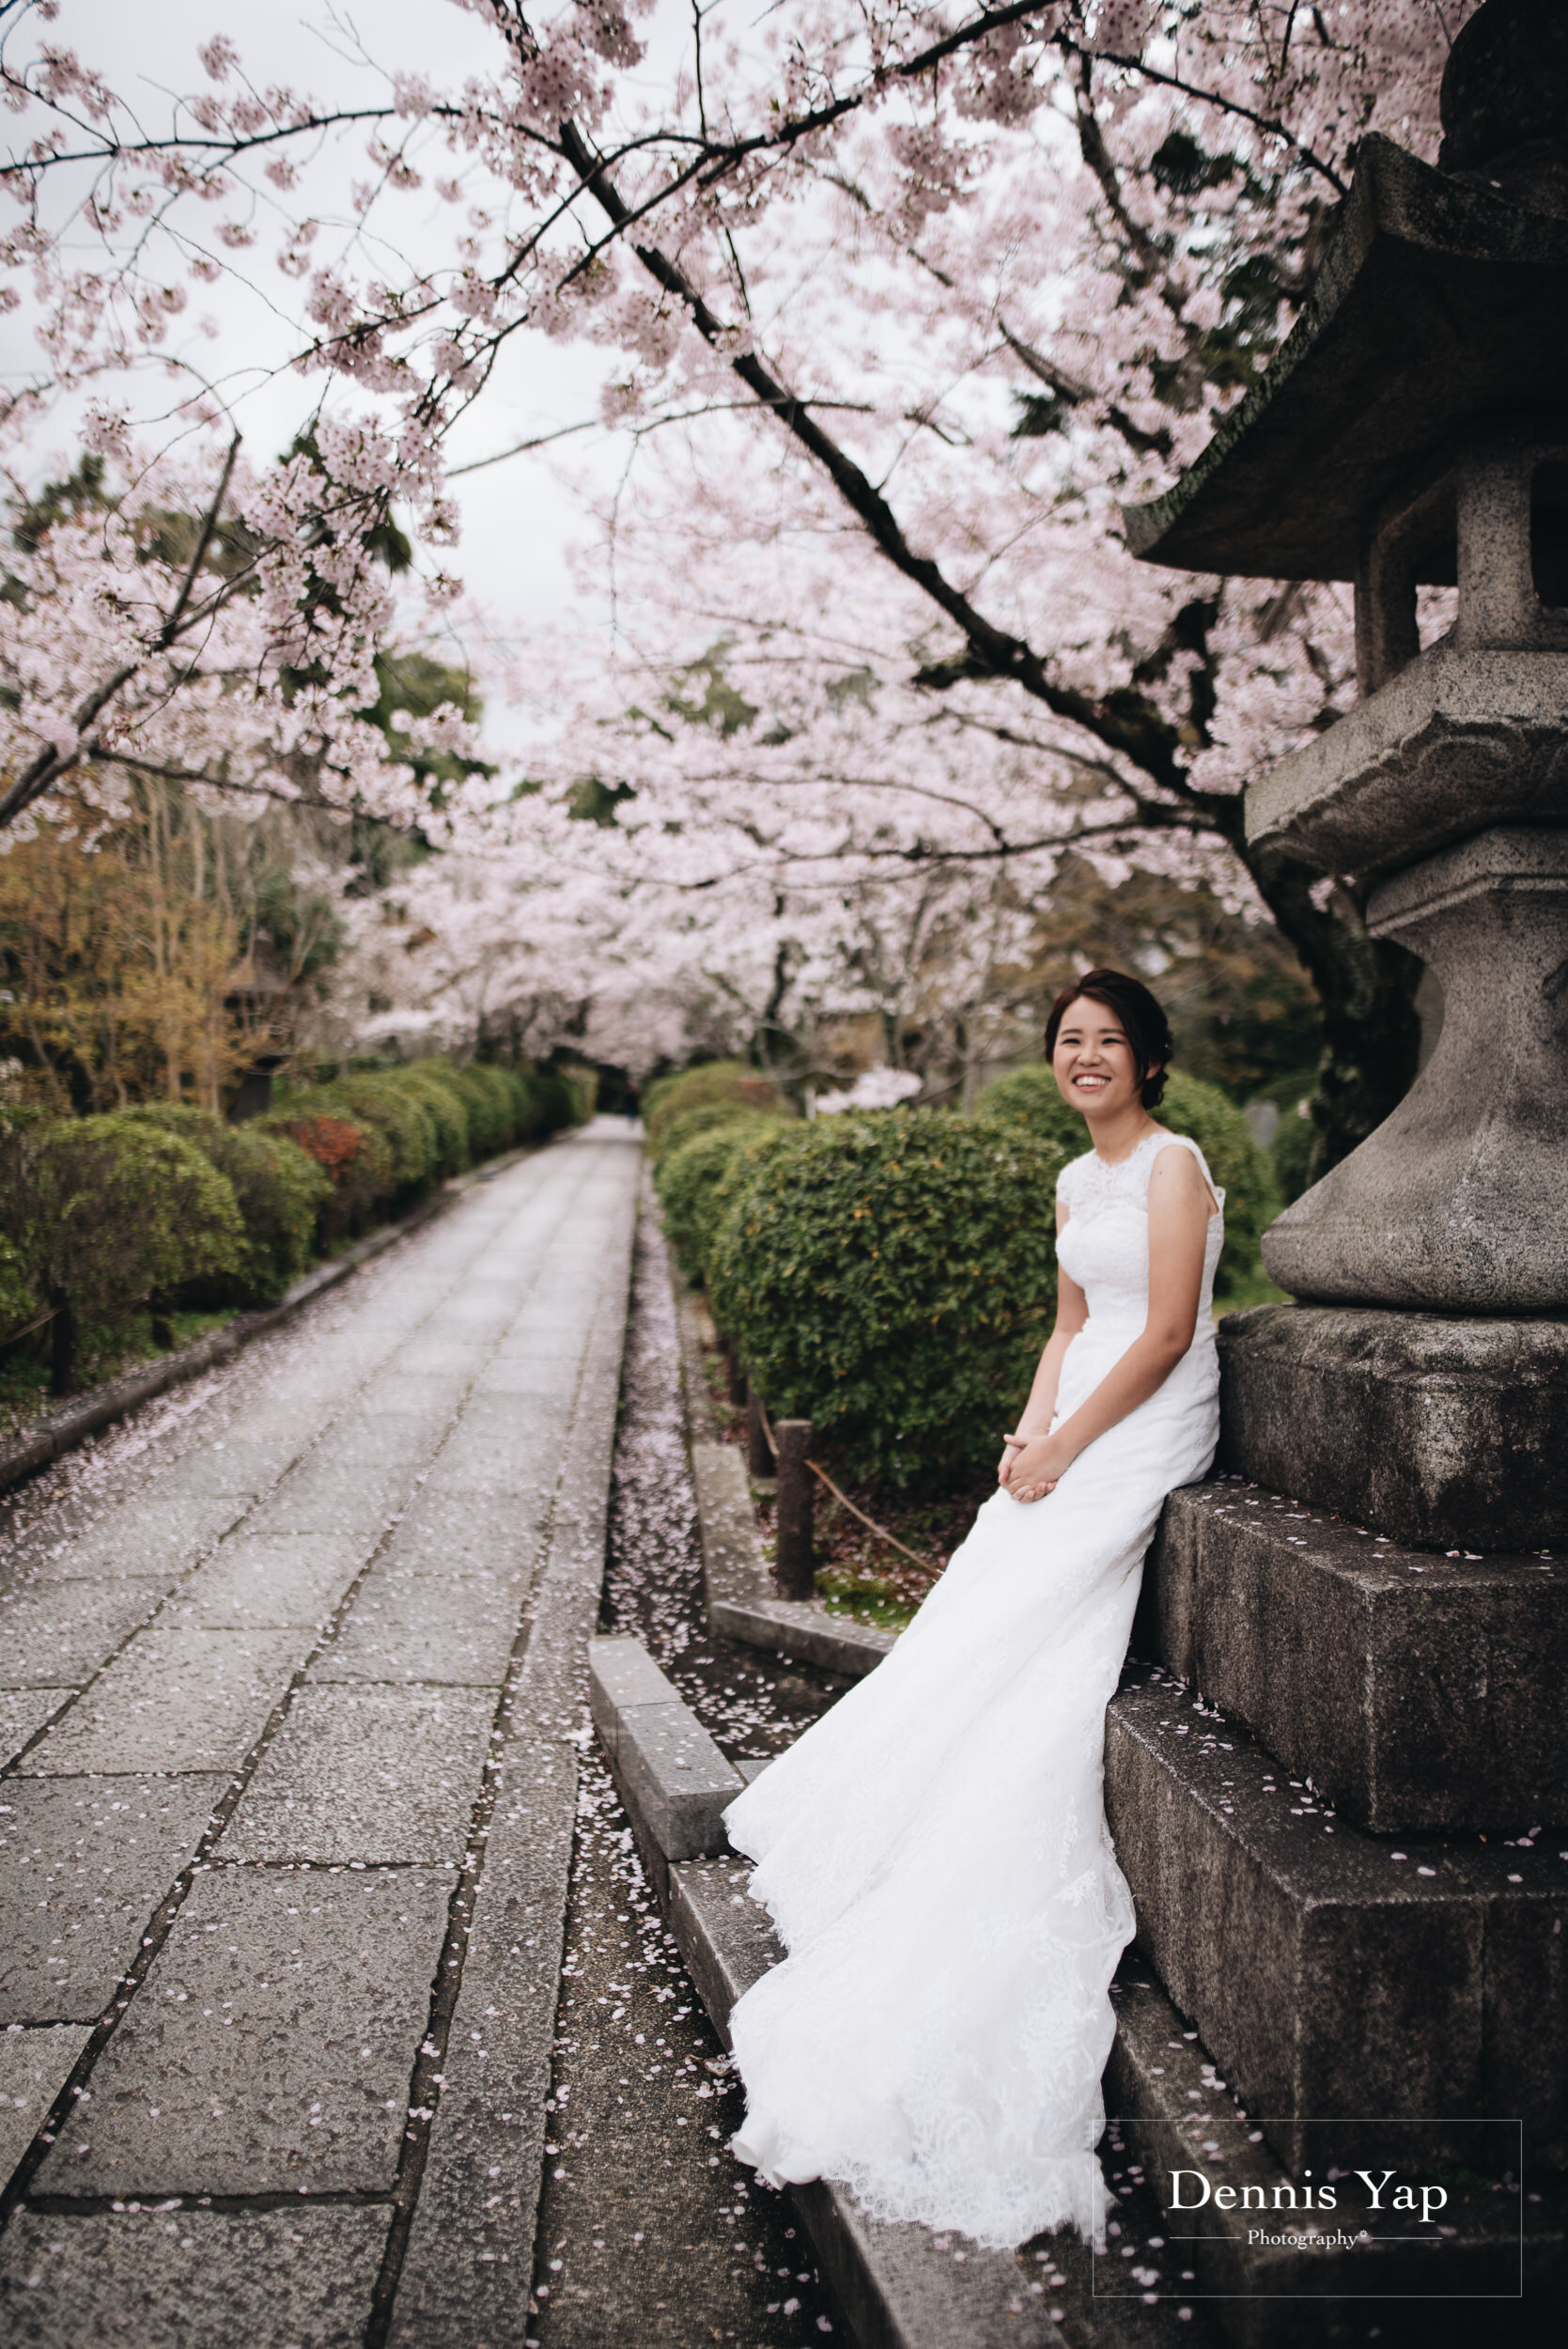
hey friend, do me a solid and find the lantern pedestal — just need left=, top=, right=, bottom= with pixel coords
left=1262, top=827, right=1568, bottom=1315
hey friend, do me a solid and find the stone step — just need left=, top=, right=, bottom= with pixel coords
left=1216, top=1305, right=1568, bottom=1552
left=1141, top=1480, right=1567, bottom=1831
left=1105, top=1958, right=1566, bottom=2346
left=1104, top=1663, right=1568, bottom=2175
left=709, top=1591, right=894, bottom=1679
left=587, top=1636, right=742, bottom=1890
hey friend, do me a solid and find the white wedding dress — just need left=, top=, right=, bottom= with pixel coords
left=723, top=1131, right=1223, bottom=2250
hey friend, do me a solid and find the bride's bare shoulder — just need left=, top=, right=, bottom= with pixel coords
left=1147, top=1133, right=1219, bottom=1213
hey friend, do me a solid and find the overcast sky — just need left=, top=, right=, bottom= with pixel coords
left=1, top=0, right=695, bottom=736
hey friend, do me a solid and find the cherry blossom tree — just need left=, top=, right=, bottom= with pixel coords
left=0, top=1, right=1479, bottom=1159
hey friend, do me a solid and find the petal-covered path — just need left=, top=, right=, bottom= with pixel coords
left=0, top=1122, right=641, bottom=2345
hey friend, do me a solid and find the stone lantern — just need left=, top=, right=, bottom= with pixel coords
left=1128, top=0, right=1568, bottom=1554
left=1081, top=4, right=1567, bottom=2315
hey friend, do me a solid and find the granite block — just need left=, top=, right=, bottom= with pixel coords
left=0, top=2204, right=391, bottom=2346
left=0, top=1775, right=226, bottom=2024
left=1104, top=1665, right=1567, bottom=2170
left=23, top=1627, right=303, bottom=1776
left=221, top=1684, right=493, bottom=1865
left=37, top=1867, right=450, bottom=2196
left=1146, top=1481, right=1567, bottom=1828
left=1219, top=1302, right=1568, bottom=1550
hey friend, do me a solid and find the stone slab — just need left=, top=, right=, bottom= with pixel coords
left=1105, top=1961, right=1562, bottom=2343
left=15, top=1489, right=250, bottom=1584
left=418, top=1425, right=566, bottom=1501
left=309, top=1564, right=528, bottom=1687
left=0, top=1582, right=170, bottom=1690
left=22, top=1627, right=303, bottom=1777
left=388, top=1144, right=636, bottom=2341
left=147, top=1437, right=299, bottom=1501
left=173, top=1532, right=367, bottom=1630
left=1145, top=1481, right=1568, bottom=1829
left=0, top=1691, right=71, bottom=1768
left=1103, top=1664, right=1568, bottom=2170
left=37, top=1866, right=450, bottom=2196
left=710, top=1594, right=895, bottom=1681
left=354, top=1372, right=474, bottom=1420
left=215, top=1392, right=345, bottom=1451
left=473, top=1355, right=582, bottom=1397
left=0, top=2024, right=91, bottom=2187
left=615, top=1703, right=742, bottom=1864
left=1218, top=1302, right=1568, bottom=1550
left=377, top=1488, right=544, bottom=1579
left=0, top=1776, right=226, bottom=2024
left=586, top=1636, right=680, bottom=1759
left=690, top=1440, right=773, bottom=1610
left=666, top=1858, right=784, bottom=2055
left=386, top=1735, right=580, bottom=2349
left=221, top=1684, right=494, bottom=1865
left=0, top=2204, right=391, bottom=2347
left=245, top=1417, right=437, bottom=1537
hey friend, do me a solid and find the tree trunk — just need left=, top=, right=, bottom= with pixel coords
left=49, top=1288, right=78, bottom=1399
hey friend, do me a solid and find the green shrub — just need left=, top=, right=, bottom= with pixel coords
left=1, top=1112, right=242, bottom=1391
left=259, top=1107, right=390, bottom=1241
left=653, top=1098, right=789, bottom=1164
left=644, top=1061, right=785, bottom=1151
left=124, top=1105, right=330, bottom=1303
left=974, top=1064, right=1276, bottom=1298
left=452, top=1063, right=513, bottom=1160
left=0, top=1235, right=36, bottom=1338
left=653, top=1112, right=788, bottom=1283
left=389, top=1063, right=470, bottom=1178
left=0, top=1108, right=42, bottom=1337
left=706, top=1109, right=1070, bottom=1488
left=318, top=1073, right=438, bottom=1197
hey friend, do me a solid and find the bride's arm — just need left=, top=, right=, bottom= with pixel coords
left=1001, top=1145, right=1211, bottom=1501
left=996, top=1204, right=1088, bottom=1482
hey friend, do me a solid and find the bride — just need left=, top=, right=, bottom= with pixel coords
left=722, top=969, right=1224, bottom=2251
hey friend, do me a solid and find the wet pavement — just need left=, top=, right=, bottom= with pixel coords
left=0, top=1124, right=639, bottom=2347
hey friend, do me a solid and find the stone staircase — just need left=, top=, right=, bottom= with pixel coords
left=1094, top=1348, right=1568, bottom=2336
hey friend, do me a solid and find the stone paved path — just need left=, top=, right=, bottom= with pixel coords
left=0, top=1121, right=640, bottom=2348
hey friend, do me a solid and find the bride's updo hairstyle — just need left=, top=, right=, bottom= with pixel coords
left=1045, top=968, right=1174, bottom=1111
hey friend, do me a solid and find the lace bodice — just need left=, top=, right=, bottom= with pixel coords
left=1055, top=1130, right=1224, bottom=1331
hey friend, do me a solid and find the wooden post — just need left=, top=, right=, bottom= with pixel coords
left=774, top=1418, right=815, bottom=1600
left=746, top=1382, right=774, bottom=1478
left=723, top=1338, right=746, bottom=1406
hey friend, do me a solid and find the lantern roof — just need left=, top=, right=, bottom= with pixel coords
left=1125, top=132, right=1568, bottom=584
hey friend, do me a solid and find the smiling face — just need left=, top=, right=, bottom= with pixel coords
left=1049, top=996, right=1151, bottom=1124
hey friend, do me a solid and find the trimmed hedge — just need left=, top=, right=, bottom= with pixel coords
left=651, top=1097, right=788, bottom=1166
left=261, top=1058, right=582, bottom=1237
left=0, top=1057, right=582, bottom=1399
left=124, top=1104, right=330, bottom=1303
left=653, top=1112, right=788, bottom=1282
left=644, top=1061, right=786, bottom=1152
left=706, top=1109, right=1070, bottom=1488
left=0, top=1110, right=243, bottom=1389
left=261, top=1107, right=391, bottom=1242
left=973, top=1065, right=1277, bottom=1298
